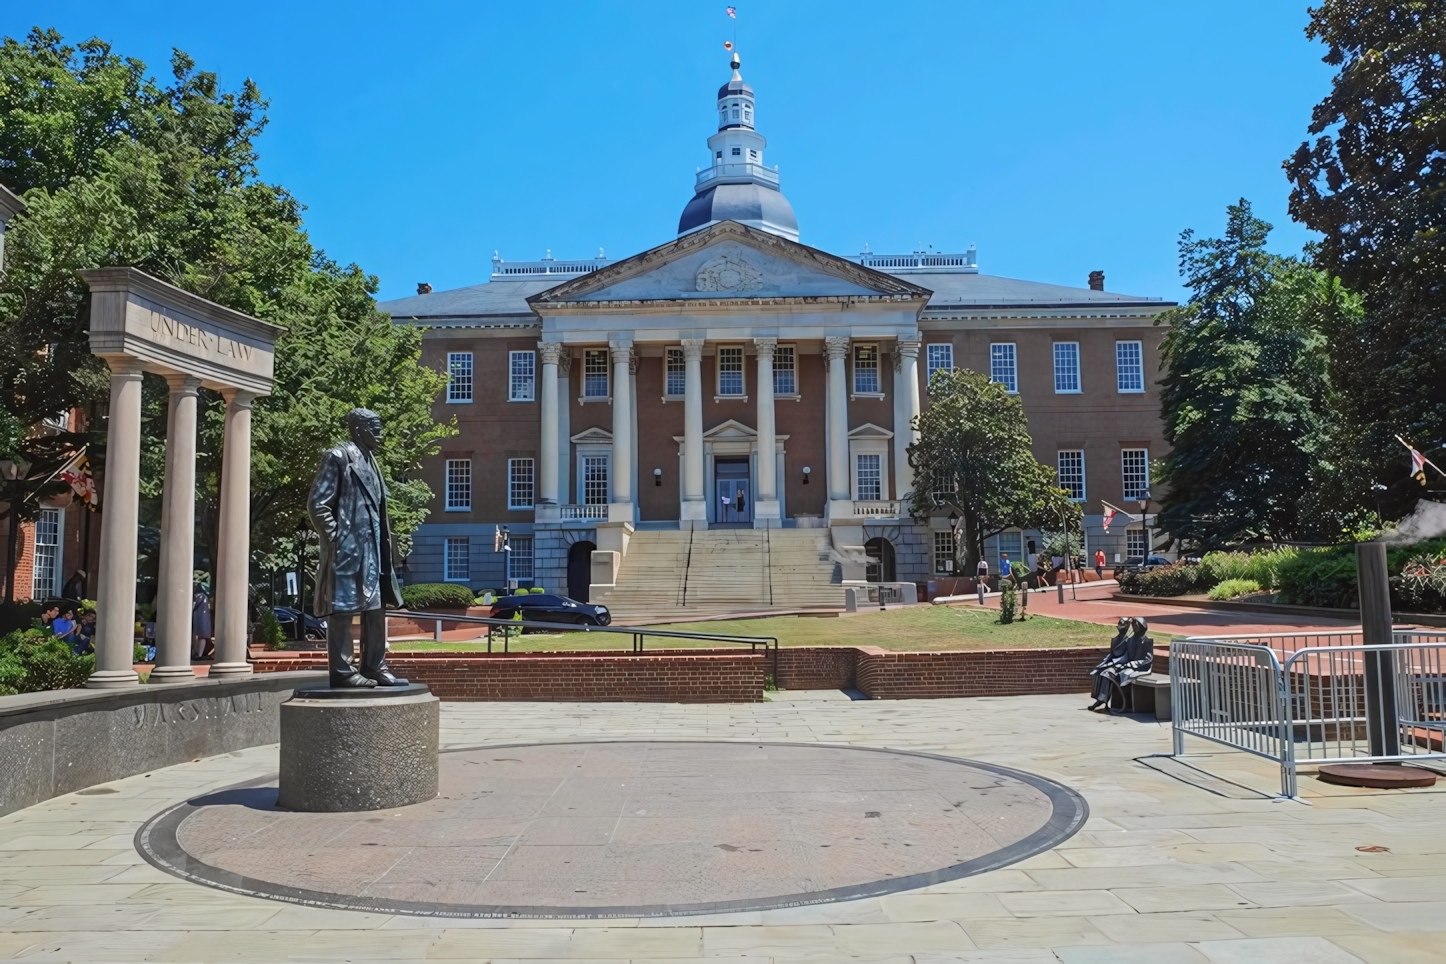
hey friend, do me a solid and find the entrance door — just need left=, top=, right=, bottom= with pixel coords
left=714, top=459, right=752, bottom=525
left=567, top=540, right=596, bottom=602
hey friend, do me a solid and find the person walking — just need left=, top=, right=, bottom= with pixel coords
left=191, top=587, right=214, bottom=660
left=975, top=557, right=989, bottom=591
left=1094, top=549, right=1105, bottom=578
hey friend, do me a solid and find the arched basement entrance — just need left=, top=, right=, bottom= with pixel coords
left=864, top=537, right=895, bottom=583
left=568, top=540, right=597, bottom=601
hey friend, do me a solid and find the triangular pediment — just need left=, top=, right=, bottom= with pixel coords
left=704, top=418, right=756, bottom=440
left=528, top=221, right=932, bottom=306
left=848, top=422, right=894, bottom=440
left=570, top=426, right=613, bottom=444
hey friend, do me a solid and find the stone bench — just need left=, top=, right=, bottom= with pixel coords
left=1125, top=674, right=1171, bottom=721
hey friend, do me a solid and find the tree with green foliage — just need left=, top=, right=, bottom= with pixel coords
left=0, top=29, right=453, bottom=600
left=907, top=368, right=1079, bottom=574
left=1285, top=1, right=1446, bottom=522
left=1154, top=201, right=1348, bottom=548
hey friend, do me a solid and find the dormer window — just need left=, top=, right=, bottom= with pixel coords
left=731, top=108, right=739, bottom=120
left=748, top=149, right=758, bottom=160
left=743, top=108, right=752, bottom=123
left=731, top=147, right=741, bottom=156
left=716, top=150, right=723, bottom=158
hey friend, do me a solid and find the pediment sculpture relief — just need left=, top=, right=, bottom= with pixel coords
left=695, top=254, right=764, bottom=293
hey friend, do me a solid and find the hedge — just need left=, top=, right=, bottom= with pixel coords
left=1275, top=538, right=1446, bottom=612
left=0, top=629, right=94, bottom=695
left=1118, top=562, right=1210, bottom=597
left=399, top=583, right=477, bottom=610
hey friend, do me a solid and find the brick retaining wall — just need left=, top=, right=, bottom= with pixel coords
left=773, top=647, right=861, bottom=690
left=853, top=646, right=1109, bottom=699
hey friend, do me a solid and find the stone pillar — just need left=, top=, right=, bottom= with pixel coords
left=754, top=338, right=780, bottom=527
left=608, top=340, right=634, bottom=521
left=87, top=357, right=146, bottom=688
left=825, top=337, right=852, bottom=506
left=150, top=373, right=203, bottom=684
left=629, top=351, right=640, bottom=507
left=557, top=353, right=572, bottom=503
left=211, top=388, right=257, bottom=678
left=894, top=336, right=921, bottom=503
left=538, top=343, right=562, bottom=505
left=680, top=338, right=706, bottom=526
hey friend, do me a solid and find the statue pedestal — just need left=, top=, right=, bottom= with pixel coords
left=278, top=683, right=439, bottom=812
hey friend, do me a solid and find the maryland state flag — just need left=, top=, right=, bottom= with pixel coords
left=59, top=453, right=98, bottom=509
left=1411, top=447, right=1428, bottom=484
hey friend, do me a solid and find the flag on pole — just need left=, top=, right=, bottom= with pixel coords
left=59, top=453, right=97, bottom=508
left=723, top=40, right=734, bottom=50
left=726, top=6, right=737, bottom=17
left=1101, top=506, right=1117, bottom=532
left=1397, top=435, right=1443, bottom=484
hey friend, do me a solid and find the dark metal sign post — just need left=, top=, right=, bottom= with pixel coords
left=1357, top=542, right=1400, bottom=757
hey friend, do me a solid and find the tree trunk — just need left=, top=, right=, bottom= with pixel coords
left=3, top=483, right=17, bottom=603
left=960, top=510, right=981, bottom=575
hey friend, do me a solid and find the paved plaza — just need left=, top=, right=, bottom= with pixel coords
left=1, top=691, right=1442, bottom=962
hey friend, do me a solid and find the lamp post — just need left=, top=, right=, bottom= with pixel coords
left=294, top=526, right=309, bottom=642
left=1137, top=491, right=1152, bottom=565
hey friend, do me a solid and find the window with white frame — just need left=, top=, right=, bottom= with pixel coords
left=998, top=530, right=1023, bottom=568
left=990, top=343, right=1018, bottom=394
left=508, top=535, right=535, bottom=581
left=933, top=530, right=956, bottom=574
left=926, top=343, right=954, bottom=390
left=1053, top=342, right=1081, bottom=393
left=853, top=343, right=880, bottom=394
left=1121, top=448, right=1150, bottom=501
left=508, top=458, right=534, bottom=509
left=931, top=470, right=958, bottom=506
left=583, top=349, right=609, bottom=398
left=717, top=346, right=745, bottom=396
left=508, top=351, right=535, bottom=401
left=582, top=456, right=609, bottom=505
left=31, top=508, right=60, bottom=598
left=444, top=537, right=470, bottom=581
left=773, top=345, right=796, bottom=395
left=1057, top=450, right=1086, bottom=501
left=446, top=352, right=473, bottom=403
left=1126, top=529, right=1148, bottom=561
left=665, top=348, right=686, bottom=397
left=445, top=459, right=471, bottom=511
left=855, top=454, right=882, bottom=501
left=1116, top=341, right=1144, bottom=393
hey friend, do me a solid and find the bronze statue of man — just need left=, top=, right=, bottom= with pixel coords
left=308, top=408, right=408, bottom=688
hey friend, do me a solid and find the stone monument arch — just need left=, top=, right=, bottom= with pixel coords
left=80, top=268, right=280, bottom=687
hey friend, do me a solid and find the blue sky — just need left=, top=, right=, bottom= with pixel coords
left=8, top=1, right=1335, bottom=303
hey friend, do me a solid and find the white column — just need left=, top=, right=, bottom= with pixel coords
left=87, top=357, right=146, bottom=688
left=895, top=335, right=922, bottom=505
left=608, top=340, right=634, bottom=521
left=824, top=336, right=852, bottom=506
left=538, top=343, right=561, bottom=506
left=629, top=352, right=640, bottom=507
left=211, top=388, right=257, bottom=678
left=680, top=338, right=706, bottom=525
left=557, top=353, right=572, bottom=503
left=150, top=373, right=202, bottom=684
left=754, top=338, right=780, bottom=526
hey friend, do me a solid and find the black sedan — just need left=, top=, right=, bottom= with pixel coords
left=488, top=594, right=611, bottom=627
left=273, top=606, right=328, bottom=640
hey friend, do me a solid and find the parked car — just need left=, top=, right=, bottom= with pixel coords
left=1119, top=555, right=1172, bottom=573
left=488, top=593, right=611, bottom=627
left=273, top=606, right=328, bottom=640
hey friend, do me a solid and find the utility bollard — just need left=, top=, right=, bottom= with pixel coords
left=977, top=582, right=986, bottom=606
left=434, top=619, right=443, bottom=642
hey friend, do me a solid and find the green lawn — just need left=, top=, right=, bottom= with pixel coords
left=389, top=605, right=1115, bottom=653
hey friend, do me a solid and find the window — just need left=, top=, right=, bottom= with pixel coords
left=31, top=508, right=60, bottom=598
left=509, top=351, right=535, bottom=401
left=718, top=346, right=745, bottom=396
left=856, top=454, right=882, bottom=501
left=583, top=456, right=609, bottom=505
left=1121, top=448, right=1150, bottom=501
left=933, top=530, right=956, bottom=575
left=508, top=458, right=534, bottom=509
left=1126, top=529, right=1148, bottom=561
left=998, top=531, right=1023, bottom=567
left=748, top=149, right=758, bottom=160
left=583, top=349, right=609, bottom=398
left=990, top=343, right=1018, bottom=394
left=445, top=459, right=471, bottom=511
left=1057, top=450, right=1085, bottom=501
left=853, top=343, right=880, bottom=394
left=715, top=150, right=723, bottom=158
left=931, top=470, right=958, bottom=506
left=743, top=107, right=752, bottom=123
left=508, top=535, right=535, bottom=581
left=773, top=345, right=796, bottom=395
left=1116, top=341, right=1144, bottom=393
left=444, top=537, right=470, bottom=582
left=731, top=146, right=741, bottom=156
left=665, top=348, right=686, bottom=397
left=446, top=352, right=473, bottom=403
left=1053, top=342, right=1081, bottom=393
left=926, top=343, right=953, bottom=390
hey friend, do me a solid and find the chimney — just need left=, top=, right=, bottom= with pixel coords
left=417, top=283, right=433, bottom=295
left=1088, top=271, right=1104, bottom=291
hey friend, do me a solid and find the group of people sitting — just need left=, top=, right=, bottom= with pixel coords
left=1087, top=616, right=1154, bottom=712
left=40, top=601, right=96, bottom=655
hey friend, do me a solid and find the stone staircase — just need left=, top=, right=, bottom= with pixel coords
left=594, top=529, right=845, bottom=622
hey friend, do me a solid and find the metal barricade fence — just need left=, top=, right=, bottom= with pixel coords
left=1172, top=631, right=1446, bottom=797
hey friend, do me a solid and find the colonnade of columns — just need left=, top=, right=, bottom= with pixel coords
left=90, top=359, right=259, bottom=687
left=533, top=334, right=923, bottom=527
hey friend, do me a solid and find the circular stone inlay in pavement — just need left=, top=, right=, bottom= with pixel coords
left=136, top=741, right=1087, bottom=918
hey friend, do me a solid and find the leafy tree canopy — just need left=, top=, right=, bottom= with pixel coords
left=0, top=28, right=453, bottom=599
left=906, top=368, right=1079, bottom=573
left=1285, top=1, right=1446, bottom=520
left=1155, top=200, right=1350, bottom=548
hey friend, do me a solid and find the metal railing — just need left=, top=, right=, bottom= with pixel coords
left=695, top=162, right=780, bottom=189
left=389, top=609, right=779, bottom=678
left=1171, top=631, right=1446, bottom=797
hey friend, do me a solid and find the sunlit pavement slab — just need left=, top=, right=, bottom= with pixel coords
left=0, top=693, right=1442, bottom=962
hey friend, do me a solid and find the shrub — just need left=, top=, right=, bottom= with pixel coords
left=0, top=629, right=94, bottom=696
left=1199, top=551, right=1251, bottom=585
left=1396, top=550, right=1446, bottom=613
left=1274, top=538, right=1446, bottom=612
left=400, top=583, right=476, bottom=609
left=1118, top=562, right=1209, bottom=597
left=1207, top=578, right=1262, bottom=601
left=998, top=583, right=1017, bottom=624
left=257, top=609, right=285, bottom=650
left=1198, top=548, right=1297, bottom=592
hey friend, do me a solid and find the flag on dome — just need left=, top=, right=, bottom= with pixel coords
left=723, top=40, right=734, bottom=50
left=726, top=6, right=737, bottom=17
